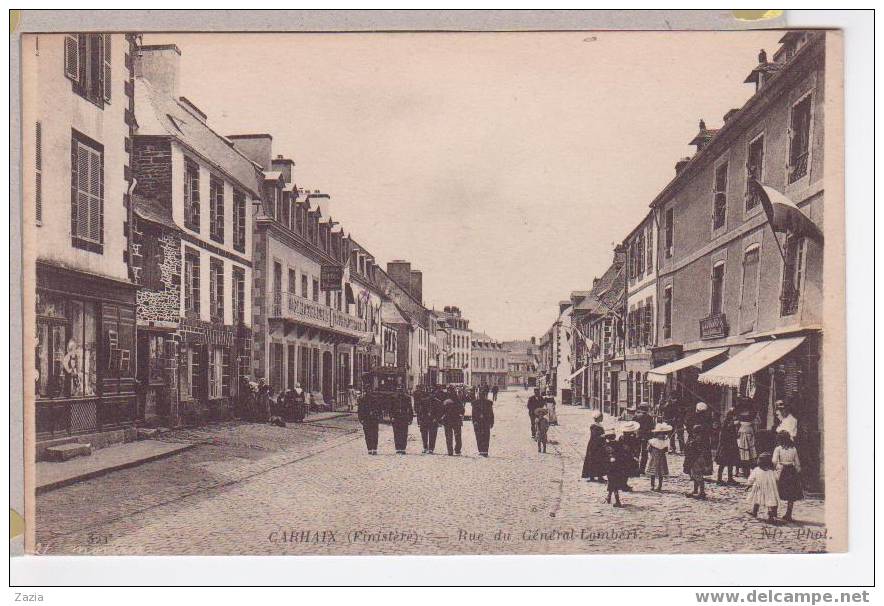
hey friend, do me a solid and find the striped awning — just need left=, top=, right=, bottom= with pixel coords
left=647, top=348, right=728, bottom=384
left=698, top=337, right=805, bottom=387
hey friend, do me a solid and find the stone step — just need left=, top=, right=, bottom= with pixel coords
left=44, top=442, right=92, bottom=462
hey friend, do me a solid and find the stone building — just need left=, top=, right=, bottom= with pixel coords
left=24, top=33, right=141, bottom=454
left=646, top=31, right=828, bottom=487
left=537, top=303, right=573, bottom=402
left=502, top=338, right=538, bottom=389
left=470, top=332, right=508, bottom=390
left=376, top=260, right=431, bottom=388
left=132, top=44, right=259, bottom=425
left=436, top=306, right=471, bottom=385
left=623, top=211, right=659, bottom=413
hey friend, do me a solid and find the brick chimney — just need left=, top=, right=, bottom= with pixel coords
left=227, top=134, right=273, bottom=170
left=135, top=44, right=181, bottom=99
left=386, top=260, right=413, bottom=296
left=410, top=270, right=423, bottom=303
left=675, top=156, right=691, bottom=174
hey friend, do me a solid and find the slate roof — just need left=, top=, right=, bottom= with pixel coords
left=135, top=79, right=262, bottom=197
left=574, top=261, right=625, bottom=315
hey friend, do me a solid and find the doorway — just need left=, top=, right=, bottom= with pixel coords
left=322, top=351, right=333, bottom=404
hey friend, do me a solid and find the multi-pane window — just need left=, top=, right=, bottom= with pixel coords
left=64, top=33, right=111, bottom=106
left=713, top=162, right=728, bottom=230
left=301, top=274, right=308, bottom=298
left=662, top=285, right=672, bottom=339
left=645, top=227, right=653, bottom=274
left=70, top=131, right=104, bottom=253
left=184, top=248, right=200, bottom=316
left=780, top=236, right=806, bottom=316
left=209, top=258, right=224, bottom=323
left=233, top=189, right=246, bottom=253
left=788, top=94, right=812, bottom=183
left=644, top=296, right=654, bottom=346
left=710, top=262, right=725, bottom=315
left=745, top=135, right=765, bottom=210
left=209, top=175, right=224, bottom=243
left=232, top=266, right=245, bottom=325
left=184, top=159, right=201, bottom=232
left=664, top=208, right=674, bottom=258
left=312, top=278, right=319, bottom=302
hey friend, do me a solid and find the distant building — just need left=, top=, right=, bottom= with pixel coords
left=436, top=306, right=471, bottom=384
left=502, top=338, right=538, bottom=389
left=470, top=332, right=508, bottom=389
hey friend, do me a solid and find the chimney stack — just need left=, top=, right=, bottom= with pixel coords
left=410, top=270, right=423, bottom=304
left=675, top=156, right=691, bottom=174
left=135, top=44, right=181, bottom=99
left=271, top=154, right=295, bottom=184
left=227, top=134, right=273, bottom=170
left=386, top=260, right=413, bottom=297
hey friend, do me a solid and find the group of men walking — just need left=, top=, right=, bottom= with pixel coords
left=357, top=384, right=496, bottom=457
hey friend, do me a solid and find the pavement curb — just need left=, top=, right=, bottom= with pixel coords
left=36, top=442, right=197, bottom=495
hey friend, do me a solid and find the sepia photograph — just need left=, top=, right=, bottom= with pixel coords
left=15, top=17, right=849, bottom=565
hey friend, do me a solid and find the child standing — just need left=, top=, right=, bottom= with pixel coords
left=746, top=452, right=781, bottom=522
left=604, top=429, right=628, bottom=507
left=772, top=431, right=802, bottom=522
left=535, top=407, right=550, bottom=453
left=683, top=424, right=712, bottom=499
left=646, top=424, right=671, bottom=492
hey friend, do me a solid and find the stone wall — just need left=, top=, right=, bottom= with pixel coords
left=134, top=221, right=182, bottom=324
left=132, top=136, right=173, bottom=207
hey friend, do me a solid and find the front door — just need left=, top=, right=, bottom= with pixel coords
left=322, top=351, right=333, bottom=404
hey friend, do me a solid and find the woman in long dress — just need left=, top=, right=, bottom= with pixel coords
left=772, top=431, right=803, bottom=522
left=581, top=423, right=608, bottom=482
left=736, top=412, right=757, bottom=477
left=715, top=409, right=742, bottom=485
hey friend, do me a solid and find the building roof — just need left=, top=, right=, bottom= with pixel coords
left=575, top=261, right=625, bottom=314
left=135, top=79, right=262, bottom=197
left=381, top=299, right=408, bottom=325
left=132, top=193, right=181, bottom=232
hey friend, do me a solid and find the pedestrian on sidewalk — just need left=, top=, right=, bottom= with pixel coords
left=604, top=429, right=629, bottom=507
left=527, top=388, right=544, bottom=439
left=471, top=390, right=494, bottom=457
left=544, top=390, right=558, bottom=426
left=619, top=421, right=641, bottom=487
left=646, top=423, right=671, bottom=492
left=715, top=409, right=741, bottom=485
left=746, top=452, right=781, bottom=523
left=635, top=403, right=655, bottom=472
left=772, top=431, right=802, bottom=522
left=414, top=386, right=434, bottom=454
left=684, top=424, right=712, bottom=499
left=737, top=410, right=758, bottom=478
left=357, top=393, right=382, bottom=455
left=663, top=396, right=686, bottom=454
left=581, top=411, right=608, bottom=482
left=491, top=384, right=499, bottom=401
left=535, top=407, right=550, bottom=453
left=389, top=388, right=414, bottom=455
left=442, top=387, right=465, bottom=456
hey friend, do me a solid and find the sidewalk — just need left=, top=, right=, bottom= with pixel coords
left=36, top=440, right=196, bottom=494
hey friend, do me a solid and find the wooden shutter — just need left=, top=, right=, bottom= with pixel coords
left=64, top=34, right=80, bottom=82
left=102, top=34, right=112, bottom=103
left=35, top=122, right=42, bottom=223
left=222, top=347, right=231, bottom=397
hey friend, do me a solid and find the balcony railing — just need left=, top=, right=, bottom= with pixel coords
left=270, top=291, right=368, bottom=339
left=699, top=312, right=729, bottom=340
left=788, top=152, right=809, bottom=184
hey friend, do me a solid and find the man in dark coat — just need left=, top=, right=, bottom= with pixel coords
left=527, top=388, right=545, bottom=439
left=635, top=403, right=655, bottom=472
left=442, top=387, right=465, bottom=456
left=663, top=395, right=685, bottom=454
left=389, top=389, right=414, bottom=454
left=357, top=393, right=382, bottom=454
left=471, top=391, right=495, bottom=457
left=414, top=386, right=435, bottom=454
left=490, top=384, right=499, bottom=401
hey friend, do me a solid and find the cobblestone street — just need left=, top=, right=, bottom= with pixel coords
left=36, top=390, right=827, bottom=556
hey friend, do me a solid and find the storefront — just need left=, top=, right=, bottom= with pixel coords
left=35, top=262, right=138, bottom=445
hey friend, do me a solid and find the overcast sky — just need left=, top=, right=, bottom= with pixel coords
left=144, top=30, right=784, bottom=341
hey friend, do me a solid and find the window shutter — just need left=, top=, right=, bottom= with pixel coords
left=222, top=347, right=231, bottom=397
left=102, top=34, right=112, bottom=103
left=64, top=34, right=80, bottom=82
left=35, top=122, right=42, bottom=223
left=76, top=144, right=90, bottom=239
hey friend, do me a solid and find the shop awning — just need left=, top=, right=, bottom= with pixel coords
left=567, top=366, right=587, bottom=380
left=647, top=348, right=728, bottom=384
left=697, top=337, right=805, bottom=387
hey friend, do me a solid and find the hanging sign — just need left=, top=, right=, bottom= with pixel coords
left=320, top=265, right=343, bottom=291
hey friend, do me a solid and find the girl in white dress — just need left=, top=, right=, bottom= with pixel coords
left=746, top=452, right=781, bottom=522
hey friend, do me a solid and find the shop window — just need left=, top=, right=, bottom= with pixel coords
left=300, top=346, right=310, bottom=391
left=35, top=292, right=97, bottom=399
left=287, top=344, right=296, bottom=389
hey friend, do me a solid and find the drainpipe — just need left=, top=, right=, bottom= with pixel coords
left=127, top=178, right=138, bottom=283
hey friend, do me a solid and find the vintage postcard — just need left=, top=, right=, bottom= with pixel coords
left=18, top=26, right=846, bottom=557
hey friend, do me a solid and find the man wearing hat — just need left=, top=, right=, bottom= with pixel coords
left=471, top=388, right=495, bottom=457
left=634, top=403, right=655, bottom=472
left=527, top=388, right=545, bottom=439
